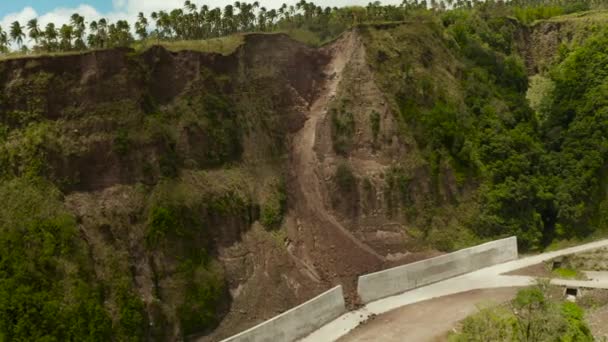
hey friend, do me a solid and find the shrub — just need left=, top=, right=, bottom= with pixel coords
left=113, top=129, right=131, bottom=156
left=370, top=110, right=381, bottom=142
left=177, top=263, right=225, bottom=336
left=146, top=206, right=181, bottom=247
left=116, top=286, right=147, bottom=341
left=260, top=183, right=287, bottom=230
left=450, top=284, right=594, bottom=342
left=335, top=163, right=356, bottom=193
left=331, top=108, right=355, bottom=155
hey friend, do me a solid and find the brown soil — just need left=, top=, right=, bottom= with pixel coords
left=286, top=31, right=385, bottom=304
left=199, top=32, right=406, bottom=341
left=339, top=288, right=518, bottom=342
left=504, top=262, right=552, bottom=278
left=588, top=304, right=608, bottom=340
left=580, top=289, right=608, bottom=340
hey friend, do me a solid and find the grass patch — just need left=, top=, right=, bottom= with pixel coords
left=134, top=35, right=244, bottom=55
left=552, top=267, right=581, bottom=279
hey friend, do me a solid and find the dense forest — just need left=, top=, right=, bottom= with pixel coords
left=1, top=0, right=608, bottom=340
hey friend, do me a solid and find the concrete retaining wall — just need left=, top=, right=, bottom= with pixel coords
left=221, top=285, right=346, bottom=342
left=357, top=236, right=518, bottom=303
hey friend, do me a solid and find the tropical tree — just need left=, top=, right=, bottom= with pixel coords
left=135, top=12, right=149, bottom=40
left=59, top=24, right=74, bottom=51
left=27, top=19, right=42, bottom=48
left=71, top=14, right=86, bottom=50
left=0, top=25, right=8, bottom=53
left=87, top=20, right=99, bottom=48
left=223, top=5, right=237, bottom=34
left=42, top=23, right=58, bottom=51
left=9, top=21, right=25, bottom=48
left=97, top=18, right=109, bottom=48
left=107, top=20, right=133, bottom=47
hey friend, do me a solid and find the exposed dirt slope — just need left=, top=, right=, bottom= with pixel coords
left=288, top=31, right=385, bottom=302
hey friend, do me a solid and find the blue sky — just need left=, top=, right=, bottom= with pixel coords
left=0, top=1, right=111, bottom=18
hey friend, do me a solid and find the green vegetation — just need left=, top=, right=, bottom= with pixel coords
left=0, top=179, right=113, bottom=341
left=260, top=180, right=287, bottom=230
left=385, top=166, right=412, bottom=211
left=552, top=267, right=581, bottom=279
left=335, top=163, right=357, bottom=193
left=331, top=107, right=355, bottom=155
left=177, top=261, right=225, bottom=335
left=144, top=178, right=250, bottom=336
left=361, top=4, right=608, bottom=251
left=450, top=283, right=594, bottom=341
left=134, top=35, right=244, bottom=55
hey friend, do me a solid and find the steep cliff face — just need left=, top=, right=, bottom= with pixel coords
left=1, top=11, right=605, bottom=340
left=1, top=26, right=457, bottom=339
left=517, top=11, right=608, bottom=74
left=0, top=34, right=329, bottom=340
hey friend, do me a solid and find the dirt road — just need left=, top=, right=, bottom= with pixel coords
left=339, top=288, right=518, bottom=342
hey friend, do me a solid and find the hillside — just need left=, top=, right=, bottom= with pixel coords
left=0, top=7, right=607, bottom=341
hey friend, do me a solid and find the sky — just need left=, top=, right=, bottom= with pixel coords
left=0, top=0, right=401, bottom=38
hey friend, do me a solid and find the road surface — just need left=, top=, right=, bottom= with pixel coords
left=301, top=238, right=608, bottom=341
left=338, top=288, right=518, bottom=342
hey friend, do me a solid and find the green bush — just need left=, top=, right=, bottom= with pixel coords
left=331, top=108, right=355, bottom=155
left=450, top=284, right=593, bottom=341
left=116, top=286, right=147, bottom=341
left=335, top=163, right=357, bottom=193
left=146, top=206, right=182, bottom=247
left=177, top=263, right=225, bottom=336
left=260, top=182, right=287, bottom=230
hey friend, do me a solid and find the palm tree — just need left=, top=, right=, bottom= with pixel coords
left=207, top=7, right=222, bottom=37
left=27, top=19, right=42, bottom=47
left=267, top=9, right=278, bottom=30
left=43, top=23, right=58, bottom=51
left=223, top=5, right=236, bottom=34
left=10, top=21, right=25, bottom=48
left=135, top=12, right=149, bottom=40
left=169, top=9, right=185, bottom=39
left=108, top=20, right=133, bottom=47
left=88, top=20, right=99, bottom=48
left=97, top=18, right=109, bottom=48
left=71, top=14, right=86, bottom=50
left=0, top=25, right=8, bottom=53
left=59, top=24, right=74, bottom=51
left=184, top=0, right=197, bottom=13
left=258, top=7, right=268, bottom=31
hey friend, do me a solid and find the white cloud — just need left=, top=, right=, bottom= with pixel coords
left=0, top=6, right=37, bottom=32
